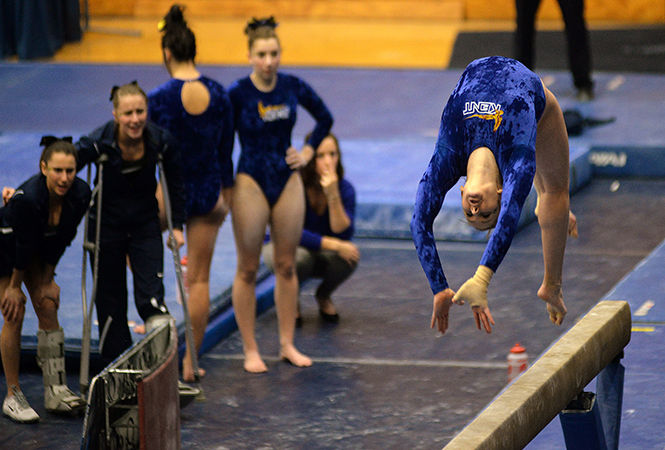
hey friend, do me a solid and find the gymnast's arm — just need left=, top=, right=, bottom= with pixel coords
left=217, top=90, right=235, bottom=190
left=410, top=148, right=460, bottom=294
left=410, top=146, right=462, bottom=334
left=293, top=77, right=334, bottom=166
left=479, top=146, right=536, bottom=273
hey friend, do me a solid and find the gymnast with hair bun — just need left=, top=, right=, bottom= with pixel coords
left=411, top=56, right=578, bottom=336
left=148, top=4, right=234, bottom=383
left=1, top=137, right=90, bottom=423
left=228, top=16, right=333, bottom=373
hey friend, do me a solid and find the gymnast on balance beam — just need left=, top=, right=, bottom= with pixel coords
left=411, top=56, right=578, bottom=335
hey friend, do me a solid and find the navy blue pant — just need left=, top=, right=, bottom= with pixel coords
left=90, top=217, right=168, bottom=360
left=515, top=0, right=593, bottom=90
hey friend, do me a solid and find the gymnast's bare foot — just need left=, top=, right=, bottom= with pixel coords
left=538, top=283, right=567, bottom=326
left=280, top=344, right=312, bottom=368
left=183, top=362, right=206, bottom=383
left=244, top=350, right=268, bottom=373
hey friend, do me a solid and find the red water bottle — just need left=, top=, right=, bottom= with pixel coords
left=507, top=342, right=528, bottom=382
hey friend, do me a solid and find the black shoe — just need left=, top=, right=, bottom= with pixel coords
left=319, top=309, right=340, bottom=323
left=576, top=86, right=594, bottom=102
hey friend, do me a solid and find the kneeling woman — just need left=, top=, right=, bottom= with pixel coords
left=263, top=134, right=359, bottom=323
left=1, top=137, right=90, bottom=423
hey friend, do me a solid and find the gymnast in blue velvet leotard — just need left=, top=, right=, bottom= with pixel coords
left=149, top=75, right=234, bottom=218
left=228, top=73, right=333, bottom=205
left=411, top=56, right=546, bottom=296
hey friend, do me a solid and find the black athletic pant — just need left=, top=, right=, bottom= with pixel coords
left=90, top=217, right=168, bottom=360
left=515, top=0, right=593, bottom=90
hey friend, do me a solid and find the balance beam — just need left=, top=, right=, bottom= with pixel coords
left=444, top=300, right=631, bottom=450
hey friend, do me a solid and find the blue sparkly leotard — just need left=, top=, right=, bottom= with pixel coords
left=228, top=73, right=333, bottom=206
left=148, top=76, right=234, bottom=218
left=411, top=56, right=546, bottom=294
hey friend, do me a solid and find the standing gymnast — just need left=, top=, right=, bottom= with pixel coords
left=1, top=137, right=89, bottom=422
left=148, top=4, right=234, bottom=383
left=411, top=56, right=578, bottom=335
left=228, top=16, right=333, bottom=372
left=76, top=81, right=186, bottom=362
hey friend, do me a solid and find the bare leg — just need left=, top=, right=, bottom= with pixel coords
left=1, top=278, right=25, bottom=395
left=535, top=86, right=571, bottom=325
left=231, top=175, right=270, bottom=373
left=182, top=190, right=229, bottom=382
left=270, top=173, right=312, bottom=367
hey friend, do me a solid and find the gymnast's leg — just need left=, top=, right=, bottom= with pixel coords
left=535, top=86, right=571, bottom=325
left=231, top=174, right=271, bottom=373
left=182, top=190, right=229, bottom=382
left=270, top=172, right=311, bottom=367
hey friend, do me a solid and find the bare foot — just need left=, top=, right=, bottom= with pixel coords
left=133, top=324, right=146, bottom=334
left=182, top=363, right=206, bottom=383
left=243, top=351, right=268, bottom=373
left=280, top=344, right=312, bottom=368
left=537, top=283, right=567, bottom=325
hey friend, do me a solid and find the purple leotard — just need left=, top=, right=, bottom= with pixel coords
left=148, top=76, right=234, bottom=218
left=228, top=73, right=333, bottom=206
left=411, top=56, right=546, bottom=294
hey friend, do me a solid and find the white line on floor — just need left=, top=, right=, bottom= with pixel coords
left=205, top=353, right=507, bottom=369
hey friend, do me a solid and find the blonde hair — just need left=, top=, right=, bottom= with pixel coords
left=109, top=81, right=148, bottom=109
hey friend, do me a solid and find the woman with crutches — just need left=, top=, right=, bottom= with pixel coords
left=76, top=81, right=186, bottom=363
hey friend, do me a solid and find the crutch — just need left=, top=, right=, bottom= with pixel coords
left=80, top=151, right=107, bottom=397
left=156, top=150, right=202, bottom=389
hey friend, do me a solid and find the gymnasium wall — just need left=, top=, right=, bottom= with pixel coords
left=86, top=0, right=665, bottom=23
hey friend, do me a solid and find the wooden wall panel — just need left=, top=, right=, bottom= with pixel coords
left=133, top=0, right=464, bottom=20
left=86, top=0, right=665, bottom=23
left=85, top=0, right=136, bottom=16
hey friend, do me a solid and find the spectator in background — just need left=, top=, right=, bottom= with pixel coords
left=515, top=0, right=594, bottom=101
left=263, top=133, right=359, bottom=325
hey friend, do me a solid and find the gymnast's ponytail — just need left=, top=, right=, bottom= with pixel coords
left=159, top=4, right=196, bottom=62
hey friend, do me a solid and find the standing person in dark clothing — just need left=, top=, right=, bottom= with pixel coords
left=76, top=81, right=186, bottom=361
left=515, top=0, right=594, bottom=101
left=149, top=4, right=234, bottom=383
left=1, top=137, right=90, bottom=423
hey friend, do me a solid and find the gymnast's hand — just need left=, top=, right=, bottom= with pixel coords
left=431, top=288, right=457, bottom=335
left=2, top=187, right=15, bottom=205
left=285, top=146, right=309, bottom=170
left=1, top=286, right=27, bottom=322
left=568, top=210, right=578, bottom=238
left=453, top=265, right=495, bottom=333
left=168, top=229, right=185, bottom=250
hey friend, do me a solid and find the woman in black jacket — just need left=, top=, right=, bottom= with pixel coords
left=76, top=81, right=185, bottom=362
left=1, top=137, right=90, bottom=423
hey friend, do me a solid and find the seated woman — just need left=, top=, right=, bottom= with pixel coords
left=1, top=137, right=90, bottom=423
left=263, top=133, right=359, bottom=324
left=411, top=56, right=578, bottom=336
